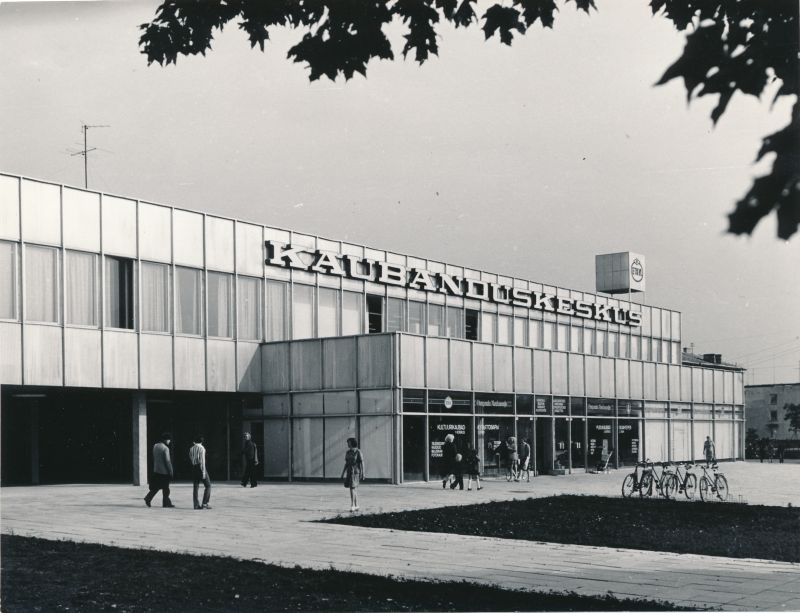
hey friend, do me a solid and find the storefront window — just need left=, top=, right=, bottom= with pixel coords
left=474, top=393, right=514, bottom=415
left=477, top=416, right=515, bottom=476
left=588, top=419, right=614, bottom=468
left=617, top=420, right=641, bottom=466
left=402, top=389, right=425, bottom=413
left=140, top=261, right=171, bottom=332
left=570, top=414, right=586, bottom=470
left=428, top=390, right=471, bottom=414
left=618, top=400, right=643, bottom=418
left=429, top=415, right=471, bottom=481
left=554, top=417, right=569, bottom=469
left=535, top=416, right=552, bottom=473
left=587, top=398, right=614, bottom=417
left=403, top=415, right=426, bottom=481
left=66, top=250, right=99, bottom=327
left=516, top=395, right=534, bottom=415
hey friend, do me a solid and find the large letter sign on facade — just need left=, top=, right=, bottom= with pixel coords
left=265, top=241, right=643, bottom=327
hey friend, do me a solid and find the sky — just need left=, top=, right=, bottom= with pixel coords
left=1, top=0, right=798, bottom=384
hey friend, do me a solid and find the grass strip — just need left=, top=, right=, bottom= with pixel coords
left=1, top=534, right=686, bottom=612
left=327, top=495, right=800, bottom=563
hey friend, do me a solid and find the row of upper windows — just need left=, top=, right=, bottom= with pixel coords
left=0, top=240, right=680, bottom=363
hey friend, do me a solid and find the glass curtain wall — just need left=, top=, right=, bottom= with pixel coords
left=266, top=280, right=287, bottom=341
left=318, top=287, right=340, bottom=337
left=341, top=291, right=363, bottom=335
left=175, top=266, right=204, bottom=335
left=26, top=245, right=60, bottom=323
left=65, top=251, right=99, bottom=326
left=293, top=284, right=314, bottom=339
left=104, top=256, right=134, bottom=329
left=140, top=262, right=171, bottom=332
left=207, top=271, right=233, bottom=338
left=237, top=276, right=262, bottom=340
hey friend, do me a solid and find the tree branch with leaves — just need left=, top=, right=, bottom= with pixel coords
left=139, top=0, right=799, bottom=238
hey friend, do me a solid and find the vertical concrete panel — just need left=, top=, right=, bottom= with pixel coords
left=235, top=222, right=264, bottom=277
left=568, top=353, right=584, bottom=397
left=205, top=216, right=234, bottom=272
left=494, top=345, right=513, bottom=392
left=629, top=361, right=643, bottom=399
left=0, top=174, right=21, bottom=241
left=207, top=339, right=236, bottom=391
left=449, top=340, right=472, bottom=390
left=533, top=350, right=550, bottom=394
left=358, top=335, right=392, bottom=388
left=585, top=355, right=600, bottom=397
left=138, top=202, right=172, bottom=263
left=173, top=209, right=204, bottom=268
left=103, top=330, right=138, bottom=388
left=139, top=334, right=174, bottom=389
left=0, top=322, right=22, bottom=384
left=600, top=357, right=615, bottom=398
left=264, top=419, right=289, bottom=477
left=399, top=334, right=425, bottom=388
left=681, top=367, right=692, bottom=402
left=261, top=343, right=290, bottom=392
left=173, top=336, right=205, bottom=390
left=291, top=340, right=322, bottom=391
left=472, top=343, right=493, bottom=391
left=551, top=352, right=568, bottom=395
left=101, top=196, right=137, bottom=257
left=668, top=365, right=680, bottom=401
left=359, top=415, right=393, bottom=479
left=236, top=341, right=261, bottom=392
left=514, top=348, right=532, bottom=394
left=643, top=363, right=656, bottom=399
left=23, top=324, right=63, bottom=386
left=323, top=337, right=357, bottom=389
left=426, top=337, right=449, bottom=389
left=63, top=188, right=100, bottom=252
left=64, top=327, right=102, bottom=387
left=21, top=180, right=61, bottom=246
left=615, top=359, right=630, bottom=399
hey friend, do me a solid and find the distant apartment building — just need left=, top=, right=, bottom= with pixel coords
left=745, top=383, right=800, bottom=439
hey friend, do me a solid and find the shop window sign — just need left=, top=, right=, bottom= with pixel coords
left=402, top=390, right=425, bottom=413
left=587, top=398, right=614, bottom=416
left=534, top=396, right=551, bottom=415
left=618, top=400, right=643, bottom=417
left=428, top=390, right=471, bottom=413
left=552, top=397, right=568, bottom=415
left=475, top=393, right=514, bottom=415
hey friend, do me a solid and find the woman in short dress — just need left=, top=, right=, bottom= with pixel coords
left=341, top=437, right=365, bottom=512
left=464, top=443, right=482, bottom=491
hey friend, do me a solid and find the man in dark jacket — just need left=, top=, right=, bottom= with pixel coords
left=241, top=432, right=259, bottom=488
left=144, top=432, right=175, bottom=508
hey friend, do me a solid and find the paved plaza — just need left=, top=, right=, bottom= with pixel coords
left=2, top=461, right=799, bottom=611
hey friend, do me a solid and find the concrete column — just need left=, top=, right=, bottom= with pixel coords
left=30, top=400, right=39, bottom=485
left=132, top=392, right=147, bottom=486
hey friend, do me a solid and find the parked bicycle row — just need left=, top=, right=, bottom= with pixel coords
left=621, top=460, right=729, bottom=502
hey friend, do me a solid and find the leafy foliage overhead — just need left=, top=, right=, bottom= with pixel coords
left=140, top=0, right=799, bottom=239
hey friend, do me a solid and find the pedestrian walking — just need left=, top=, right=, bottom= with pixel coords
left=507, top=436, right=519, bottom=481
left=519, top=438, right=531, bottom=482
left=450, top=453, right=464, bottom=490
left=464, top=444, right=482, bottom=491
left=341, top=437, right=364, bottom=512
left=441, top=433, right=457, bottom=489
left=240, top=432, right=259, bottom=488
left=189, top=435, right=212, bottom=510
left=703, top=436, right=716, bottom=467
left=779, top=443, right=785, bottom=464
left=144, top=432, right=174, bottom=508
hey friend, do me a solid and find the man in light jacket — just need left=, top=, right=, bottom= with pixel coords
left=144, top=432, right=175, bottom=508
left=190, top=434, right=212, bottom=510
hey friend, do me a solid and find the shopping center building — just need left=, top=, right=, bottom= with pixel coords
left=0, top=173, right=746, bottom=485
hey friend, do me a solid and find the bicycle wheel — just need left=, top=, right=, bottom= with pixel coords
left=683, top=473, right=697, bottom=500
left=639, top=473, right=653, bottom=498
left=699, top=476, right=711, bottom=502
left=662, top=474, right=678, bottom=500
left=715, top=474, right=729, bottom=501
left=621, top=474, right=635, bottom=498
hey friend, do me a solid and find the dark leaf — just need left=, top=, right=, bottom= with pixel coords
left=482, top=5, right=525, bottom=45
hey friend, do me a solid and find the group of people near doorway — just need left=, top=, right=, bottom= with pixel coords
left=143, top=431, right=366, bottom=513
left=143, top=430, right=260, bottom=509
left=440, top=434, right=533, bottom=490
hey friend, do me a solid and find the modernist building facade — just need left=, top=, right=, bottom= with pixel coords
left=745, top=383, right=800, bottom=441
left=0, top=173, right=746, bottom=485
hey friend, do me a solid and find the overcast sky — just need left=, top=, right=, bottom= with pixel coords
left=1, top=0, right=798, bottom=384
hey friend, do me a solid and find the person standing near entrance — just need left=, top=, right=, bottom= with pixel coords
left=464, top=444, right=482, bottom=491
left=441, top=433, right=457, bottom=489
left=189, top=435, right=212, bottom=510
left=519, top=438, right=531, bottom=482
left=241, top=432, right=259, bottom=488
left=144, top=432, right=174, bottom=508
left=703, top=436, right=716, bottom=467
left=341, top=437, right=364, bottom=512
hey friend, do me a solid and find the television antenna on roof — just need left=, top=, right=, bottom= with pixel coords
left=70, top=123, right=110, bottom=188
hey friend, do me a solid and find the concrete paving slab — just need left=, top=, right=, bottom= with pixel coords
left=2, top=461, right=799, bottom=611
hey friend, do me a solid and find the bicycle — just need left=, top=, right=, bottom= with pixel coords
left=697, top=463, right=729, bottom=502
left=621, top=461, right=650, bottom=498
left=639, top=461, right=678, bottom=499
left=663, top=461, right=697, bottom=500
